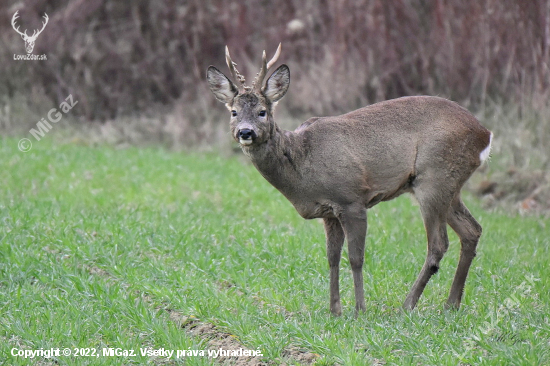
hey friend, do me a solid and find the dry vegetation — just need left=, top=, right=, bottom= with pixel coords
left=0, top=0, right=549, bottom=213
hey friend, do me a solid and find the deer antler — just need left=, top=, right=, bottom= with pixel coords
left=11, top=11, right=28, bottom=37
left=30, top=13, right=49, bottom=39
left=252, top=43, right=282, bottom=91
left=225, top=46, right=248, bottom=92
left=11, top=11, right=48, bottom=40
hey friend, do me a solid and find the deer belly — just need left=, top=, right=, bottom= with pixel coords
left=292, top=200, right=337, bottom=220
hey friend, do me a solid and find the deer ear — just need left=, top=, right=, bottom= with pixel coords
left=263, top=64, right=290, bottom=103
left=207, top=66, right=238, bottom=104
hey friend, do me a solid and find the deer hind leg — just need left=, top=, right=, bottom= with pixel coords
left=338, top=206, right=367, bottom=316
left=403, top=184, right=453, bottom=310
left=324, top=217, right=345, bottom=316
left=445, top=194, right=482, bottom=309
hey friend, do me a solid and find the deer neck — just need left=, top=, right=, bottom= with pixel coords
left=242, top=125, right=303, bottom=192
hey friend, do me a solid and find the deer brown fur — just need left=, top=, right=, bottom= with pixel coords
left=207, top=44, right=493, bottom=316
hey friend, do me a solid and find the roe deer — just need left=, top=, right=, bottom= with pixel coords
left=207, top=44, right=493, bottom=316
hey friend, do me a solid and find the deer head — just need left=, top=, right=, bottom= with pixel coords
left=12, top=11, right=49, bottom=54
left=206, top=44, right=289, bottom=146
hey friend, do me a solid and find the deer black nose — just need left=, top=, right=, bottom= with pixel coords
left=238, top=128, right=255, bottom=140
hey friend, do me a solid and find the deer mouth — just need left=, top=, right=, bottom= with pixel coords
left=239, top=138, right=253, bottom=145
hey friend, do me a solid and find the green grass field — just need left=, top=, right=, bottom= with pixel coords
left=1, top=137, right=548, bottom=365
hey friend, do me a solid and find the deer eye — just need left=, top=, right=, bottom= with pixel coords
left=259, top=110, right=266, bottom=117
left=231, top=110, right=237, bottom=117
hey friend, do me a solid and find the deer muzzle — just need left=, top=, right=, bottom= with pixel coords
left=237, top=128, right=256, bottom=145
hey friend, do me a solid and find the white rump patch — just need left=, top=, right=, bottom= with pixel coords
left=479, top=132, right=493, bottom=162
left=239, top=139, right=253, bottom=146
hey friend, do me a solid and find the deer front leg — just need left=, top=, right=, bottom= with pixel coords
left=339, top=207, right=367, bottom=316
left=324, top=217, right=345, bottom=316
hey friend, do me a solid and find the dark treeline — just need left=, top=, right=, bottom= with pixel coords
left=1, top=0, right=548, bottom=121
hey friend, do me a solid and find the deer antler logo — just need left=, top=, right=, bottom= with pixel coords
left=11, top=11, right=49, bottom=54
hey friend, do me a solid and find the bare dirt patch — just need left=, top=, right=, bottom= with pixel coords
left=168, top=310, right=271, bottom=366
left=281, top=346, right=321, bottom=365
